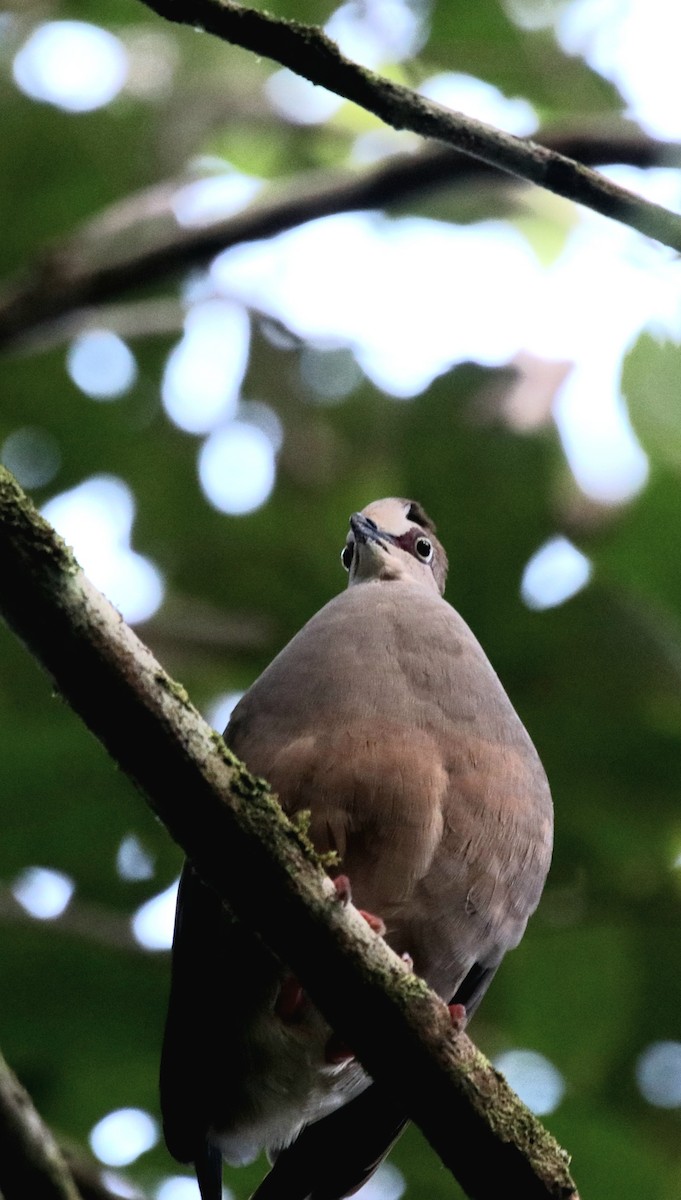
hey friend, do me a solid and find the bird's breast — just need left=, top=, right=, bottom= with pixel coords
left=226, top=581, right=552, bottom=999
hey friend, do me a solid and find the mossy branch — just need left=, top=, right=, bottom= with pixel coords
left=0, top=466, right=579, bottom=1200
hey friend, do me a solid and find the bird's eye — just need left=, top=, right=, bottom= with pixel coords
left=415, top=537, right=433, bottom=563
left=341, top=544, right=354, bottom=571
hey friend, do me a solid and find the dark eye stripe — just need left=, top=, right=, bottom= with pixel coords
left=405, top=501, right=435, bottom=532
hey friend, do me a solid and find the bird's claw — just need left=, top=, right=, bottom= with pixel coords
left=448, top=1003, right=467, bottom=1032
left=356, top=908, right=386, bottom=936
left=332, top=875, right=385, bottom=935
left=332, top=874, right=352, bottom=905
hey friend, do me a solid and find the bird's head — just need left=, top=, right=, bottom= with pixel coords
left=341, top=497, right=447, bottom=595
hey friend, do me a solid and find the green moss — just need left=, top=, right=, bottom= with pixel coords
left=290, top=808, right=340, bottom=870
left=154, top=673, right=192, bottom=709
left=0, top=466, right=79, bottom=578
left=206, top=734, right=334, bottom=877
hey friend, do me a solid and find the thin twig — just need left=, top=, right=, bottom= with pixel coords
left=0, top=1049, right=82, bottom=1200
left=136, top=0, right=681, bottom=251
left=0, top=466, right=579, bottom=1200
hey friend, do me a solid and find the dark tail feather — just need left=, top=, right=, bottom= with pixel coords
left=250, top=1085, right=407, bottom=1200
left=195, top=1142, right=223, bottom=1200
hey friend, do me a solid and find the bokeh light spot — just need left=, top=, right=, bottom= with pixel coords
left=212, top=214, right=541, bottom=397
left=558, top=0, right=681, bottom=139
left=67, top=330, right=137, bottom=400
left=42, top=476, right=164, bottom=625
left=172, top=171, right=262, bottom=228
left=89, top=1108, right=159, bottom=1166
left=326, top=0, right=427, bottom=68
left=205, top=691, right=244, bottom=732
left=495, top=1049, right=566, bottom=1115
left=101, top=1170, right=144, bottom=1199
left=132, top=879, right=179, bottom=950
left=300, top=345, right=363, bottom=402
left=1, top=426, right=61, bottom=489
left=13, top=21, right=127, bottom=112
left=155, top=1179, right=201, bottom=1200
left=199, top=422, right=276, bottom=515
left=353, top=1162, right=405, bottom=1199
left=265, top=68, right=343, bottom=125
left=636, top=1042, right=681, bottom=1107
left=162, top=301, right=250, bottom=434
left=420, top=72, right=538, bottom=135
left=554, top=374, right=649, bottom=504
left=116, top=835, right=155, bottom=882
left=521, top=536, right=592, bottom=611
left=12, top=867, right=74, bottom=920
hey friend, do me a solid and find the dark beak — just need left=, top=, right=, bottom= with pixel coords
left=349, top=513, right=393, bottom=549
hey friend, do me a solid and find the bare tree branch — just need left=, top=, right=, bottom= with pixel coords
left=0, top=465, right=579, bottom=1200
left=1, top=126, right=680, bottom=350
left=0, top=1049, right=148, bottom=1200
left=0, top=1048, right=82, bottom=1200
left=63, top=1154, right=146, bottom=1200
left=134, top=0, right=681, bottom=251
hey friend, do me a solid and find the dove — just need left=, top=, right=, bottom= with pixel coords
left=160, top=497, right=553, bottom=1200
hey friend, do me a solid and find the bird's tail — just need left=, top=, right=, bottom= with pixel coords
left=249, top=1085, right=406, bottom=1200
left=195, top=1142, right=223, bottom=1200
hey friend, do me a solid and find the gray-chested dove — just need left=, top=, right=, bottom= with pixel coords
left=160, top=497, right=553, bottom=1200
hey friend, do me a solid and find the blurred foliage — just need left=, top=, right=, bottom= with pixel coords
left=2, top=0, right=681, bottom=1198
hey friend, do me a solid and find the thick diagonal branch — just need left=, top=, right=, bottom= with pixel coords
left=136, top=0, right=681, bottom=253
left=0, top=467, right=579, bottom=1200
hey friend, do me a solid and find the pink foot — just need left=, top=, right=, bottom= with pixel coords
left=448, top=1003, right=468, bottom=1032
left=332, top=875, right=386, bottom=936
left=357, top=909, right=386, bottom=936
left=333, top=874, right=352, bottom=904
